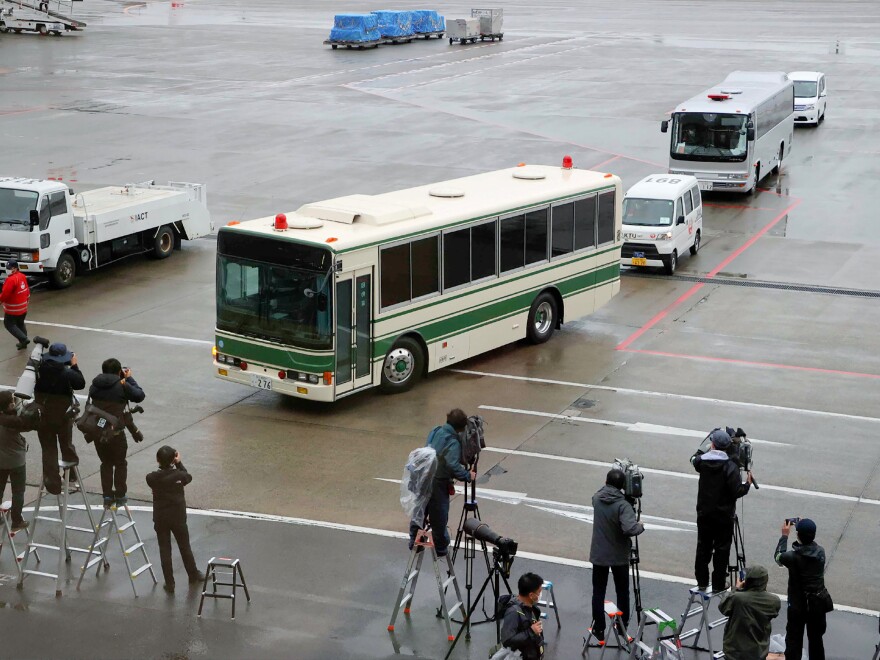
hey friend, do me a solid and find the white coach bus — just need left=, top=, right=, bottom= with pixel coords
left=214, top=161, right=623, bottom=401
left=661, top=71, right=794, bottom=194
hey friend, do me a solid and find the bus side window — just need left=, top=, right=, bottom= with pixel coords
left=597, top=191, right=615, bottom=245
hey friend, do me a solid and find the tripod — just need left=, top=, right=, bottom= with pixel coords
left=444, top=547, right=514, bottom=660
left=630, top=498, right=643, bottom=628
left=728, top=513, right=747, bottom=587
left=446, top=459, right=497, bottom=639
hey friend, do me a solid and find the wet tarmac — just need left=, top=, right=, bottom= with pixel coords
left=1, top=0, right=880, bottom=657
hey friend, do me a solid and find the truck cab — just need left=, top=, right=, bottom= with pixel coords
left=620, top=175, right=702, bottom=275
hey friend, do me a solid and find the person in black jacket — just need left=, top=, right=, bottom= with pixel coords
left=0, top=390, right=30, bottom=530
left=589, top=469, right=645, bottom=642
left=774, top=518, right=827, bottom=660
left=692, top=428, right=752, bottom=592
left=146, top=445, right=203, bottom=593
left=34, top=343, right=85, bottom=495
left=497, top=572, right=545, bottom=660
left=89, top=358, right=145, bottom=507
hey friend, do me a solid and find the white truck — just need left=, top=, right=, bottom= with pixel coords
left=0, top=177, right=213, bottom=288
left=0, top=0, right=86, bottom=35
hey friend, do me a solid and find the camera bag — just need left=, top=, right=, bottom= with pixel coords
left=76, top=397, right=121, bottom=444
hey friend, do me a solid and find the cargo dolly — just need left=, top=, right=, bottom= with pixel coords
left=323, top=38, right=383, bottom=50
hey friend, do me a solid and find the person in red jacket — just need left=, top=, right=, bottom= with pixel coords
left=0, top=260, right=30, bottom=350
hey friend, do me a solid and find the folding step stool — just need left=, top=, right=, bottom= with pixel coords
left=583, top=600, right=631, bottom=656
left=537, top=580, right=561, bottom=628
left=628, top=608, right=682, bottom=659
left=77, top=502, right=157, bottom=596
left=17, top=462, right=99, bottom=597
left=677, top=587, right=728, bottom=658
left=197, top=557, right=251, bottom=620
left=388, top=527, right=464, bottom=642
left=0, top=500, right=39, bottom=580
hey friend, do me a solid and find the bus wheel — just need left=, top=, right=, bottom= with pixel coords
left=664, top=250, right=677, bottom=275
left=152, top=225, right=175, bottom=259
left=380, top=337, right=424, bottom=393
left=772, top=144, right=784, bottom=175
left=526, top=292, right=557, bottom=344
left=748, top=164, right=760, bottom=195
left=50, top=253, right=76, bottom=289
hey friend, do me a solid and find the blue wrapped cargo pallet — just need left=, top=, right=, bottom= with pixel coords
left=412, top=10, right=445, bottom=35
left=328, top=13, right=381, bottom=44
left=372, top=10, right=414, bottom=39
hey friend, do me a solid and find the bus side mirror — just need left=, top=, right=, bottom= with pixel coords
left=677, top=215, right=686, bottom=225
left=29, top=210, right=39, bottom=227
left=660, top=120, right=669, bottom=133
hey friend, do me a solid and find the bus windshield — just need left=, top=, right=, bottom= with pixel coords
left=671, top=113, right=748, bottom=162
left=793, top=81, right=818, bottom=98
left=623, top=198, right=674, bottom=227
left=216, top=233, right=334, bottom=350
left=0, top=188, right=38, bottom=226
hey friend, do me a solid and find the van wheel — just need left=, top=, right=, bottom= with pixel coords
left=151, top=225, right=175, bottom=259
left=380, top=336, right=424, bottom=393
left=50, top=253, right=76, bottom=289
left=526, top=292, right=557, bottom=344
left=690, top=230, right=701, bottom=256
left=664, top=250, right=677, bottom=275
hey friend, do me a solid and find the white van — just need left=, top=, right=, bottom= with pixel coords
left=789, top=71, right=826, bottom=126
left=621, top=175, right=702, bottom=275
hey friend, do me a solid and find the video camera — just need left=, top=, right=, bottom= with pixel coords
left=694, top=427, right=753, bottom=471
left=613, top=457, right=644, bottom=500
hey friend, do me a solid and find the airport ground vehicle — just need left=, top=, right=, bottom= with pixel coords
left=0, top=0, right=85, bottom=35
left=789, top=71, right=827, bottom=126
left=0, top=178, right=212, bottom=288
left=661, top=71, right=794, bottom=194
left=620, top=175, right=702, bottom=275
left=214, top=161, right=623, bottom=401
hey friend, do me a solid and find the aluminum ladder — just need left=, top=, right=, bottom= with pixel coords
left=583, top=600, right=631, bottom=656
left=17, top=462, right=99, bottom=597
left=77, top=502, right=156, bottom=596
left=388, top=527, right=464, bottom=642
left=628, top=608, right=682, bottom=659
left=537, top=579, right=561, bottom=628
left=0, top=499, right=39, bottom=580
left=677, top=587, right=728, bottom=658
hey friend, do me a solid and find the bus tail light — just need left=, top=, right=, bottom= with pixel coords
left=212, top=346, right=218, bottom=358
left=323, top=371, right=333, bottom=386
left=278, top=371, right=287, bottom=380
left=239, top=361, right=248, bottom=371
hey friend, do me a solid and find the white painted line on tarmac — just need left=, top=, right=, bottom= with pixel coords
left=375, top=478, right=696, bottom=532
left=481, top=447, right=880, bottom=507
left=29, top=504, right=875, bottom=617
left=453, top=369, right=880, bottom=424
left=479, top=405, right=789, bottom=447
left=26, top=320, right=212, bottom=346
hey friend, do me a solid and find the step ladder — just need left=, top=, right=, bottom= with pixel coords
left=17, top=462, right=99, bottom=597
left=77, top=502, right=157, bottom=597
left=0, top=499, right=39, bottom=580
left=583, top=600, right=631, bottom=656
left=537, top=579, right=561, bottom=628
left=628, top=608, right=682, bottom=659
left=388, top=527, right=464, bottom=642
left=677, top=587, right=728, bottom=658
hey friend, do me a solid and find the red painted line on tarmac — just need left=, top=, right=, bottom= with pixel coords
left=702, top=202, right=776, bottom=211
left=588, top=155, right=621, bottom=170
left=621, top=349, right=880, bottom=380
left=0, top=107, right=46, bottom=116
left=615, top=198, right=801, bottom=350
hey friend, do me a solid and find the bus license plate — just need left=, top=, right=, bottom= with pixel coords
left=250, top=375, right=272, bottom=390
left=699, top=181, right=713, bottom=191
left=631, top=251, right=647, bottom=267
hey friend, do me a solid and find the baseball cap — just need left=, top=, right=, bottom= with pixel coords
left=6, top=259, right=18, bottom=271
left=709, top=428, right=732, bottom=450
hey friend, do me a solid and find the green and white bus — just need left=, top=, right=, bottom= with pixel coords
left=214, top=162, right=623, bottom=401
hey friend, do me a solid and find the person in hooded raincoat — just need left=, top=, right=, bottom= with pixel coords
left=718, top=564, right=781, bottom=659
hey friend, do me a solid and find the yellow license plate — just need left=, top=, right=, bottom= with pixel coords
left=631, top=257, right=647, bottom=266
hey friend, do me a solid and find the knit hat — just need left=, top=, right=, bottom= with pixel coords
left=796, top=518, right=817, bottom=543
left=709, top=428, right=732, bottom=450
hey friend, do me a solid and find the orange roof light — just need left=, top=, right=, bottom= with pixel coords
left=517, top=162, right=526, bottom=167
left=326, top=237, right=338, bottom=243
left=226, top=221, right=240, bottom=226
left=604, top=173, right=613, bottom=178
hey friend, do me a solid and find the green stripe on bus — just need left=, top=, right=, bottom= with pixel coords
left=372, top=264, right=619, bottom=358
left=216, top=334, right=334, bottom=371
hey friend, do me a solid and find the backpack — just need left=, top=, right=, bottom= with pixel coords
left=400, top=447, right=437, bottom=524
left=459, top=415, right=486, bottom=467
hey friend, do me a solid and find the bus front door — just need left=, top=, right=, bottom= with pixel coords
left=334, top=268, right=373, bottom=395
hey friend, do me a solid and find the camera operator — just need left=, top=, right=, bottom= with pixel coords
left=408, top=409, right=475, bottom=557
left=774, top=518, right=828, bottom=660
left=0, top=391, right=31, bottom=530
left=692, top=428, right=752, bottom=592
left=718, top=565, right=781, bottom=659
left=89, top=358, right=145, bottom=508
left=497, top=572, right=545, bottom=660
left=589, top=468, right=645, bottom=643
left=34, top=343, right=85, bottom=495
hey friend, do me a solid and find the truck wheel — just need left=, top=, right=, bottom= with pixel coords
left=526, top=292, right=557, bottom=344
left=152, top=225, right=174, bottom=259
left=38, top=24, right=47, bottom=35
left=0, top=23, right=8, bottom=33
left=50, top=253, right=76, bottom=289
left=380, top=336, right=424, bottom=394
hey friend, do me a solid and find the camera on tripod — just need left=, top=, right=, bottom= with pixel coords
left=463, top=519, right=517, bottom=576
left=613, top=457, right=644, bottom=500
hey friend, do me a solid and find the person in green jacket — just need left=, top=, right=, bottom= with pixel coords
left=718, top=565, right=781, bottom=659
